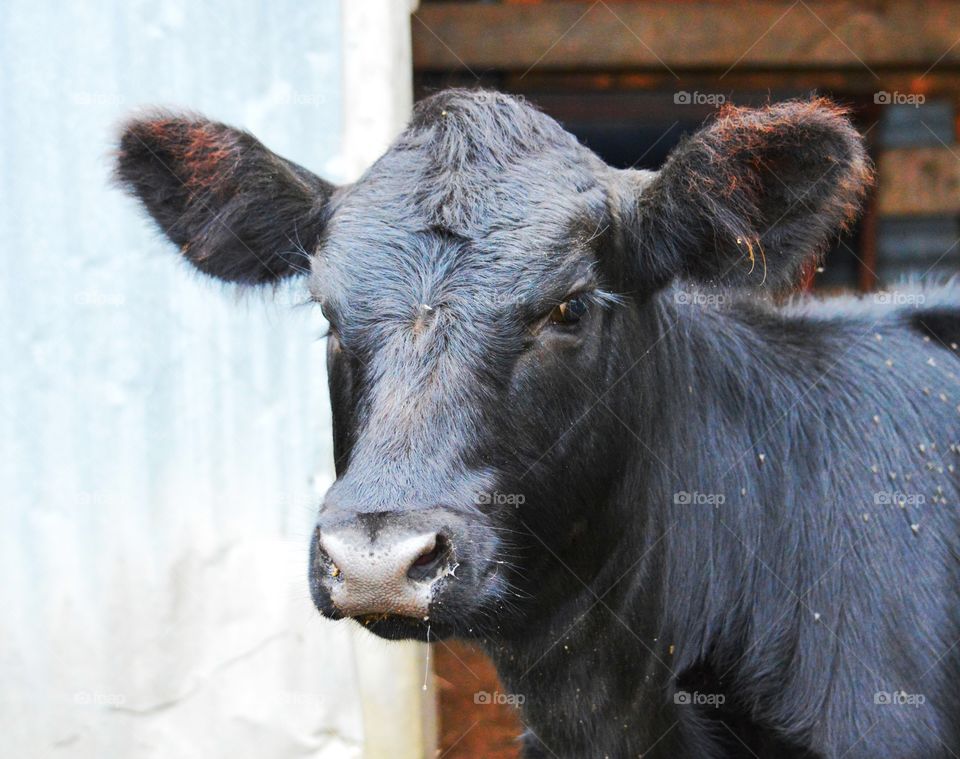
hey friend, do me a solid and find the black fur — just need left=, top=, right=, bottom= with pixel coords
left=115, top=90, right=960, bottom=758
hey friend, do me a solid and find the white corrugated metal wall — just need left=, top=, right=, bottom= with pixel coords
left=0, top=1, right=430, bottom=757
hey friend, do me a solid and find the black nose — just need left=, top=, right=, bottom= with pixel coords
left=313, top=520, right=454, bottom=619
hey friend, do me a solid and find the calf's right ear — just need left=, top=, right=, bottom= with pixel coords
left=114, top=113, right=336, bottom=284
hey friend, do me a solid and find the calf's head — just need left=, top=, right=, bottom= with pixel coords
left=115, top=91, right=869, bottom=641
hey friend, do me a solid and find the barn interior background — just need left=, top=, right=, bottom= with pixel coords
left=3, top=1, right=959, bottom=758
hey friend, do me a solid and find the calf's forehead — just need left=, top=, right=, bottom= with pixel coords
left=313, top=147, right=611, bottom=310
left=309, top=89, right=616, bottom=314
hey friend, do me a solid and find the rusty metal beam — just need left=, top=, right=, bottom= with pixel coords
left=413, top=2, right=960, bottom=73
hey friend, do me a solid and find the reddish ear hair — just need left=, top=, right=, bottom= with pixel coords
left=618, top=99, right=873, bottom=291
left=114, top=113, right=335, bottom=284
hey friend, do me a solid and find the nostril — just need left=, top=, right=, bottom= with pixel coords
left=407, top=533, right=451, bottom=581
left=412, top=545, right=439, bottom=567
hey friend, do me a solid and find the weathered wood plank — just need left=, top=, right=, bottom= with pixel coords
left=877, top=147, right=960, bottom=216
left=413, top=2, right=960, bottom=72
left=506, top=70, right=960, bottom=98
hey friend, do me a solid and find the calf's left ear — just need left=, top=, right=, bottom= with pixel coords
left=114, top=113, right=336, bottom=284
left=616, top=99, right=873, bottom=290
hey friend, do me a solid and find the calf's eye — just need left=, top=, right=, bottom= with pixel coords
left=548, top=296, right=589, bottom=326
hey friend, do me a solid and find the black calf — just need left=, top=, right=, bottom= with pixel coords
left=115, top=89, right=959, bottom=758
